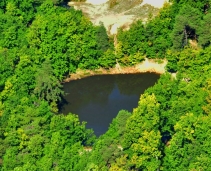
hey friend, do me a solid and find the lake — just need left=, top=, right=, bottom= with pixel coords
left=61, top=73, right=160, bottom=136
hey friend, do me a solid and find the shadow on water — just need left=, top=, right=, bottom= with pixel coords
left=58, top=95, right=69, bottom=112
left=60, top=73, right=160, bottom=136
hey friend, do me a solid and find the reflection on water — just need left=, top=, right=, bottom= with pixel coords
left=61, top=73, right=160, bottom=136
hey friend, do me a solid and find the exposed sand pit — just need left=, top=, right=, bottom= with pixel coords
left=69, top=0, right=169, bottom=35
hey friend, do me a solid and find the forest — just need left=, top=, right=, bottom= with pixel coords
left=1, top=0, right=211, bottom=170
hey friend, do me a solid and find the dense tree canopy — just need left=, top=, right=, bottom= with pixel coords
left=1, top=0, right=211, bottom=170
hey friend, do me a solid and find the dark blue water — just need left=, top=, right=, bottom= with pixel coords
left=61, top=73, right=160, bottom=136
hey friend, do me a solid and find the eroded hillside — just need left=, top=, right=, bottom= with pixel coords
left=69, top=0, right=168, bottom=34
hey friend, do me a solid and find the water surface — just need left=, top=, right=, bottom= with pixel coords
left=61, top=73, right=160, bottom=136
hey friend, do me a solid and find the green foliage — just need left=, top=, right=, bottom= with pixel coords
left=87, top=110, right=131, bottom=170
left=144, top=3, right=173, bottom=58
left=34, top=59, right=63, bottom=103
left=0, top=12, right=27, bottom=48
left=0, top=1, right=99, bottom=169
left=147, top=48, right=211, bottom=135
left=96, top=22, right=110, bottom=53
left=1, top=0, right=211, bottom=170
left=117, top=3, right=174, bottom=60
left=123, top=94, right=162, bottom=170
left=171, top=5, right=201, bottom=49
left=28, top=3, right=100, bottom=76
left=2, top=107, right=94, bottom=170
left=0, top=48, right=16, bottom=90
left=202, top=77, right=211, bottom=115
left=171, top=0, right=211, bottom=14
left=198, top=13, right=211, bottom=47
left=163, top=113, right=211, bottom=170
left=98, top=49, right=116, bottom=68
left=117, top=20, right=146, bottom=57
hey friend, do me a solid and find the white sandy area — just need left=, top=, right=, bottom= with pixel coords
left=141, top=0, right=167, bottom=8
left=83, top=0, right=168, bottom=34
left=94, top=14, right=135, bottom=34
left=86, top=0, right=167, bottom=8
left=69, top=0, right=169, bottom=34
left=86, top=0, right=109, bottom=5
left=136, top=58, right=167, bottom=74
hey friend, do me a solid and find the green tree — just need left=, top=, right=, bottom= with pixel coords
left=0, top=48, right=16, bottom=91
left=117, top=20, right=146, bottom=57
left=198, top=13, right=211, bottom=47
left=145, top=3, right=173, bottom=58
left=172, top=5, right=201, bottom=49
left=34, top=59, right=63, bottom=103
left=96, top=22, right=110, bottom=53
left=98, top=49, right=116, bottom=68
left=88, top=110, right=131, bottom=170
left=123, top=93, right=162, bottom=170
left=163, top=113, right=211, bottom=170
left=28, top=3, right=100, bottom=75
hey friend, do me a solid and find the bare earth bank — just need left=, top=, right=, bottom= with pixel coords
left=64, top=58, right=167, bottom=82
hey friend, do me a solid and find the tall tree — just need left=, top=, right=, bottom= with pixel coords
left=123, top=93, right=162, bottom=170
left=96, top=22, right=110, bottom=53
left=198, top=13, right=211, bottom=48
left=34, top=59, right=63, bottom=103
left=172, top=5, right=201, bottom=49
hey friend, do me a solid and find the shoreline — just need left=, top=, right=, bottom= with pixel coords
left=64, top=58, right=167, bottom=82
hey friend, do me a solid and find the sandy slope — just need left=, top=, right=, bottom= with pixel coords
left=86, top=0, right=109, bottom=5
left=69, top=0, right=168, bottom=34
left=86, top=0, right=167, bottom=7
left=141, top=0, right=167, bottom=8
